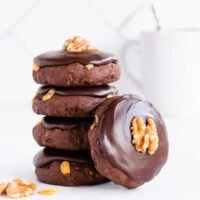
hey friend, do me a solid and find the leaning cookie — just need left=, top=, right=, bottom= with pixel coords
left=33, top=36, right=120, bottom=87
left=33, top=116, right=92, bottom=150
left=33, top=148, right=109, bottom=186
left=32, top=85, right=118, bottom=117
left=88, top=94, right=169, bottom=188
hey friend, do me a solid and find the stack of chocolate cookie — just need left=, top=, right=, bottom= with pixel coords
left=32, top=36, right=169, bottom=189
left=32, top=36, right=121, bottom=186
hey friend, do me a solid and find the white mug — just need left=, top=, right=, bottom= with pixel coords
left=122, top=29, right=200, bottom=116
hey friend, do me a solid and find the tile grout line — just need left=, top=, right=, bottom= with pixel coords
left=85, top=0, right=126, bottom=40
left=86, top=0, right=151, bottom=40
left=8, top=32, right=33, bottom=56
left=116, top=0, right=153, bottom=32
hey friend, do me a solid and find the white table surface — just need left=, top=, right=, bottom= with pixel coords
left=0, top=102, right=199, bottom=200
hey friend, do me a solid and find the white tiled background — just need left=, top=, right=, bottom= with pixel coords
left=0, top=1, right=200, bottom=199
left=0, top=0, right=200, bottom=103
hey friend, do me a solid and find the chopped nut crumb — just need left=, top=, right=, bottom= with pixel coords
left=85, top=64, right=94, bottom=70
left=130, top=117, right=159, bottom=155
left=33, top=63, right=40, bottom=71
left=60, top=161, right=71, bottom=175
left=42, top=89, right=55, bottom=101
left=63, top=36, right=98, bottom=52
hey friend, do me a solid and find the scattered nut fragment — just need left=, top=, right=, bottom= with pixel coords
left=42, top=89, right=55, bottom=101
left=33, top=63, right=40, bottom=71
left=60, top=161, right=71, bottom=175
left=130, top=117, right=159, bottom=155
left=63, top=36, right=98, bottom=52
left=85, top=64, right=94, bottom=70
left=39, top=188, right=58, bottom=196
left=0, top=178, right=37, bottom=198
left=0, top=182, right=9, bottom=195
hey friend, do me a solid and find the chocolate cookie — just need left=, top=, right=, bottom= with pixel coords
left=32, top=85, right=118, bottom=117
left=33, top=116, right=92, bottom=150
left=33, top=50, right=120, bottom=87
left=33, top=148, right=109, bottom=186
left=88, top=95, right=169, bottom=188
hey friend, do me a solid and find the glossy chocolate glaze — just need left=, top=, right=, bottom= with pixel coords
left=38, top=85, right=118, bottom=97
left=98, top=94, right=168, bottom=183
left=42, top=116, right=93, bottom=129
left=33, top=148, right=93, bottom=168
left=33, top=50, right=117, bottom=67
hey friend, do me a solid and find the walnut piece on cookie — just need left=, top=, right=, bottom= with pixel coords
left=63, top=36, right=98, bottom=52
left=131, top=117, right=159, bottom=155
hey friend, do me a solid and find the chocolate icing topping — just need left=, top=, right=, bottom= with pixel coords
left=38, top=85, right=118, bottom=97
left=33, top=50, right=117, bottom=67
left=98, top=94, right=168, bottom=183
left=42, top=116, right=93, bottom=130
left=33, top=148, right=93, bottom=168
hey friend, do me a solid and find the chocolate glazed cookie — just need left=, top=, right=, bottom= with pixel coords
left=33, top=50, right=120, bottom=87
left=33, top=116, right=92, bottom=150
left=88, top=95, right=169, bottom=188
left=32, top=85, right=118, bottom=117
left=33, top=148, right=109, bottom=186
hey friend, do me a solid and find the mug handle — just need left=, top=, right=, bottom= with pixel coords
left=121, top=39, right=142, bottom=90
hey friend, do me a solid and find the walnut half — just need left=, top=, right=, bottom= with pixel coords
left=63, top=36, right=98, bottom=52
left=130, top=117, right=159, bottom=155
